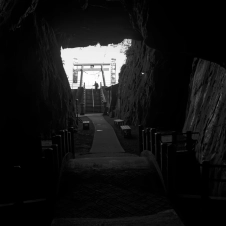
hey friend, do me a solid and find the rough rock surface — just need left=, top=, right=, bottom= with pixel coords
left=0, top=3, right=75, bottom=167
left=121, top=0, right=226, bottom=66
left=116, top=41, right=226, bottom=195
left=36, top=0, right=142, bottom=48
left=116, top=40, right=193, bottom=131
left=183, top=59, right=226, bottom=196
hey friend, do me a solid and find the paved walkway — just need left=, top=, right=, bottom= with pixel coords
left=52, top=114, right=184, bottom=226
left=89, top=114, right=125, bottom=153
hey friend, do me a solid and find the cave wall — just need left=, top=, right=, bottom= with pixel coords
left=121, top=0, right=226, bottom=66
left=1, top=0, right=226, bottom=195
left=183, top=60, right=226, bottom=196
left=116, top=41, right=226, bottom=196
left=183, top=60, right=226, bottom=164
left=0, top=5, right=75, bottom=167
left=117, top=40, right=193, bottom=131
left=36, top=0, right=142, bottom=48
left=118, top=0, right=226, bottom=196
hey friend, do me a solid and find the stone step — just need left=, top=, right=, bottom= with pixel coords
left=66, top=156, right=151, bottom=170
left=51, top=209, right=184, bottom=226
left=85, top=106, right=101, bottom=110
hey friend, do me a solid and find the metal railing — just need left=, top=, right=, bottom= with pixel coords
left=92, top=88, right=94, bottom=113
left=139, top=127, right=226, bottom=202
left=0, top=127, right=76, bottom=224
left=68, top=79, right=114, bottom=89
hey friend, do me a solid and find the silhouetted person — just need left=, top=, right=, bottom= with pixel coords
left=93, top=81, right=99, bottom=93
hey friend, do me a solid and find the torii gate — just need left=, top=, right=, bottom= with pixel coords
left=73, top=63, right=110, bottom=87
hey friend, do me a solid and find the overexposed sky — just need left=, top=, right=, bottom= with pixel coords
left=61, top=40, right=130, bottom=89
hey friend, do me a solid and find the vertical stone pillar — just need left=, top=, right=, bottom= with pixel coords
left=79, top=67, right=83, bottom=87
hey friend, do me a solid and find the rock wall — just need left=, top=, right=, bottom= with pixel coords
left=37, top=0, right=142, bottom=48
left=117, top=0, right=226, bottom=195
left=0, top=8, right=75, bottom=167
left=117, top=40, right=193, bottom=131
left=183, top=59, right=226, bottom=195
left=117, top=41, right=226, bottom=195
left=1, top=0, right=226, bottom=196
left=121, top=0, right=226, bottom=66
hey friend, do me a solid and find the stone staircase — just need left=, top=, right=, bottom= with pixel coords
left=52, top=155, right=184, bottom=226
left=51, top=114, right=185, bottom=226
left=85, top=89, right=102, bottom=113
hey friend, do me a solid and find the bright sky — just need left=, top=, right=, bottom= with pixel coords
left=61, top=40, right=130, bottom=89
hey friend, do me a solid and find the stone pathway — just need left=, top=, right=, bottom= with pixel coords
left=52, top=114, right=184, bottom=226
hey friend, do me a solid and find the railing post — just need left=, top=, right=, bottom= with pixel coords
left=13, top=165, right=23, bottom=206
left=64, top=129, right=69, bottom=154
left=172, top=131, right=177, bottom=145
left=150, top=128, right=156, bottom=155
left=44, top=148, right=55, bottom=204
left=155, top=132, right=161, bottom=165
left=138, top=125, right=143, bottom=154
left=167, top=144, right=176, bottom=197
left=51, top=144, right=59, bottom=181
left=160, top=142, right=167, bottom=172
left=59, top=130, right=65, bottom=158
left=80, top=84, right=85, bottom=115
left=52, top=135, right=62, bottom=168
left=186, top=131, right=192, bottom=152
left=103, top=102, right=107, bottom=115
left=68, top=131, right=71, bottom=153
left=146, top=128, right=151, bottom=151
left=201, top=160, right=210, bottom=213
left=75, top=99, right=79, bottom=126
left=161, top=142, right=168, bottom=184
left=80, top=103, right=84, bottom=115
left=69, top=127, right=75, bottom=157
left=142, top=129, right=146, bottom=150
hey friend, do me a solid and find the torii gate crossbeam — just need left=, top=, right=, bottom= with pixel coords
left=73, top=63, right=110, bottom=87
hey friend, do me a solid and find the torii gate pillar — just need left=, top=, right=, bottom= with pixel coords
left=79, top=67, right=84, bottom=87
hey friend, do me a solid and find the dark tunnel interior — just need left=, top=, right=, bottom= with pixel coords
left=0, top=1, right=226, bottom=225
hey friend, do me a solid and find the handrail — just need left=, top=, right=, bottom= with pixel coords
left=2, top=128, right=76, bottom=212
left=100, top=83, right=106, bottom=103
left=92, top=88, right=94, bottom=112
left=68, top=79, right=113, bottom=89
left=83, top=83, right=86, bottom=114
left=139, top=127, right=226, bottom=199
left=100, top=82, right=107, bottom=115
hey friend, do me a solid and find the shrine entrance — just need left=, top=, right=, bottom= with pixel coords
left=71, top=58, right=117, bottom=89
left=73, top=63, right=110, bottom=88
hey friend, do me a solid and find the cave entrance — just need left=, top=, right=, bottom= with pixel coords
left=61, top=39, right=131, bottom=89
